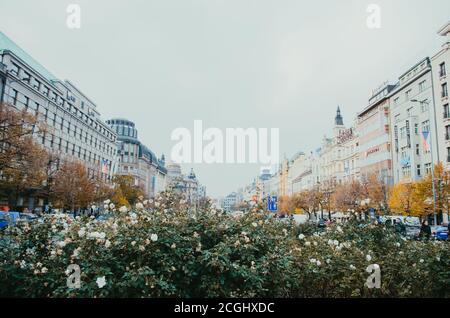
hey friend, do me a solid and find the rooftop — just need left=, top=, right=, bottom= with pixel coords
left=0, top=31, right=57, bottom=82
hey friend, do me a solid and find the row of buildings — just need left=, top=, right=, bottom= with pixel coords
left=0, top=31, right=205, bottom=211
left=227, top=20, right=450, bottom=224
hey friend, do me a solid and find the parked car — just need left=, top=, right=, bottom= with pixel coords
left=0, top=211, right=20, bottom=229
left=431, top=225, right=449, bottom=241
left=18, top=213, right=39, bottom=222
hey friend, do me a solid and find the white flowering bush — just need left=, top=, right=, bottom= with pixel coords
left=0, top=191, right=448, bottom=298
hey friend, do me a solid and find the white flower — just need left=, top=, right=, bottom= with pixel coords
left=72, top=247, right=81, bottom=258
left=333, top=240, right=339, bottom=246
left=313, top=242, right=318, bottom=246
left=105, top=240, right=111, bottom=248
left=131, top=241, right=136, bottom=246
left=193, top=232, right=199, bottom=238
left=171, top=243, right=176, bottom=249
left=109, top=203, right=115, bottom=210
left=19, top=260, right=26, bottom=269
left=119, top=206, right=128, bottom=213
left=96, top=276, right=107, bottom=288
left=78, top=228, right=86, bottom=237
left=135, top=202, right=144, bottom=210
left=196, top=243, right=202, bottom=252
left=139, top=245, right=145, bottom=251
left=57, top=241, right=66, bottom=248
left=298, top=234, right=305, bottom=240
left=155, top=202, right=160, bottom=208
left=41, top=267, right=48, bottom=274
left=326, top=258, right=331, bottom=264
left=419, top=259, right=424, bottom=263
left=104, top=199, right=111, bottom=204
left=103, top=204, right=109, bottom=210
left=251, top=222, right=258, bottom=228
left=350, top=264, right=356, bottom=270
left=395, top=242, right=401, bottom=247
left=310, top=258, right=317, bottom=263
left=305, top=241, right=311, bottom=246
left=366, top=255, right=372, bottom=262
left=143, top=200, right=148, bottom=205
left=316, top=260, right=321, bottom=266
left=130, top=212, right=137, bottom=219
left=336, top=225, right=343, bottom=233
left=150, top=234, right=158, bottom=242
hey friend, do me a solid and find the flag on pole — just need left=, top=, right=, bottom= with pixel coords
left=422, top=131, right=431, bottom=152
left=101, top=159, right=109, bottom=174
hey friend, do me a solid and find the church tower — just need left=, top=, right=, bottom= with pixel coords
left=333, top=106, right=345, bottom=137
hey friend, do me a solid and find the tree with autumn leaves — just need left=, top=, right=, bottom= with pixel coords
left=389, top=163, right=450, bottom=221
left=0, top=102, right=144, bottom=212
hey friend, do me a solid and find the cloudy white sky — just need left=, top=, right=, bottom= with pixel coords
left=1, top=0, right=449, bottom=198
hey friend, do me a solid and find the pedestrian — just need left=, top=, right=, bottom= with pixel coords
left=419, top=220, right=431, bottom=240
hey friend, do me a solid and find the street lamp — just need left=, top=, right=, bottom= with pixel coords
left=411, top=99, right=438, bottom=225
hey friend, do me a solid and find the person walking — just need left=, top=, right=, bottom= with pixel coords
left=419, top=220, right=431, bottom=240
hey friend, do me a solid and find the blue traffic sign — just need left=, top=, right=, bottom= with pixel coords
left=268, top=196, right=278, bottom=212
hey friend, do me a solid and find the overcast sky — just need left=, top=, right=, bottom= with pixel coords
left=1, top=0, right=449, bottom=198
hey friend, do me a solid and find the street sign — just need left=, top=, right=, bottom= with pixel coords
left=267, top=196, right=278, bottom=212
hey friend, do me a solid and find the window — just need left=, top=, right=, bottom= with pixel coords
left=42, top=86, right=49, bottom=97
left=10, top=63, right=19, bottom=75
left=416, top=144, right=420, bottom=156
left=402, top=165, right=411, bottom=178
left=394, top=97, right=400, bottom=106
left=405, top=89, right=411, bottom=100
left=414, top=123, right=419, bottom=135
left=421, top=100, right=429, bottom=113
left=395, top=114, right=400, bottom=123
left=446, top=125, right=450, bottom=140
left=22, top=71, right=31, bottom=82
left=32, top=78, right=41, bottom=90
left=447, top=148, right=450, bottom=163
left=443, top=83, right=448, bottom=98
left=419, top=80, right=426, bottom=92
left=10, top=89, right=18, bottom=105
left=440, top=62, right=446, bottom=77
left=422, top=120, right=430, bottom=133
left=444, top=104, right=450, bottom=119
left=51, top=92, right=57, bottom=102
left=407, top=107, right=413, bottom=117
left=417, top=164, right=421, bottom=176
left=400, top=126, right=407, bottom=139
left=425, top=163, right=432, bottom=175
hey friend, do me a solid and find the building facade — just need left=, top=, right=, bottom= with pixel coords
left=432, top=21, right=450, bottom=170
left=0, top=31, right=118, bottom=210
left=390, top=57, right=438, bottom=184
left=357, top=83, right=396, bottom=185
left=106, top=118, right=166, bottom=198
left=318, top=107, right=360, bottom=186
